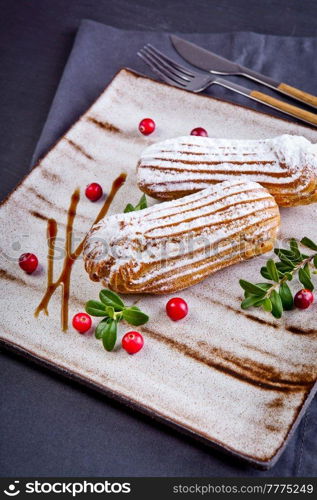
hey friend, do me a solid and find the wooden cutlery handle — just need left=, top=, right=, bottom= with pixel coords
left=278, top=83, right=317, bottom=108
left=250, top=90, right=317, bottom=126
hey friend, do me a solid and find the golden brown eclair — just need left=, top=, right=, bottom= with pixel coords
left=137, top=135, right=317, bottom=207
left=83, top=180, right=280, bottom=294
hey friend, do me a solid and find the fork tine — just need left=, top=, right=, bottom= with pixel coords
left=141, top=47, right=189, bottom=83
left=138, top=50, right=187, bottom=87
left=146, top=44, right=195, bottom=77
left=144, top=45, right=191, bottom=81
left=138, top=51, right=184, bottom=87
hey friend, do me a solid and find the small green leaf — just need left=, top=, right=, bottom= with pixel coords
left=289, top=239, right=301, bottom=258
left=102, top=319, right=118, bottom=351
left=105, top=305, right=115, bottom=319
left=260, top=266, right=271, bottom=280
left=123, top=203, right=135, bottom=213
left=241, top=296, right=264, bottom=310
left=135, top=194, right=148, bottom=211
left=239, top=280, right=267, bottom=297
left=124, top=194, right=148, bottom=213
left=304, top=262, right=311, bottom=278
left=274, top=248, right=295, bottom=259
left=301, top=237, right=317, bottom=251
left=245, top=284, right=272, bottom=299
left=270, top=290, right=283, bottom=319
left=276, top=261, right=293, bottom=273
left=85, top=300, right=107, bottom=317
left=125, top=305, right=144, bottom=315
left=95, top=319, right=110, bottom=339
left=99, top=289, right=124, bottom=310
left=298, top=268, right=314, bottom=291
left=262, top=298, right=272, bottom=312
left=267, top=259, right=279, bottom=282
left=314, top=255, right=317, bottom=268
left=122, top=307, right=149, bottom=326
left=278, top=253, right=296, bottom=268
left=256, top=283, right=272, bottom=291
left=279, top=282, right=294, bottom=310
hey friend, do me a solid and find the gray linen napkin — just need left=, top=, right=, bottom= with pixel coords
left=32, top=19, right=317, bottom=476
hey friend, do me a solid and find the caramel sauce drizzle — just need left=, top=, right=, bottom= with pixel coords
left=35, top=173, right=127, bottom=331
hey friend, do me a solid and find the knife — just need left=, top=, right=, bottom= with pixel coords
left=171, top=35, right=317, bottom=110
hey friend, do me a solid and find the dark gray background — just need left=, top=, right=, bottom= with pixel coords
left=1, top=0, right=317, bottom=477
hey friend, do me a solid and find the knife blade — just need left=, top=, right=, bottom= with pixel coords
left=170, top=35, right=317, bottom=109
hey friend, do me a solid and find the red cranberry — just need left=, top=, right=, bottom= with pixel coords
left=139, top=118, right=155, bottom=135
left=190, top=127, right=208, bottom=137
left=72, top=312, right=92, bottom=333
left=166, top=297, right=188, bottom=321
left=18, top=253, right=38, bottom=274
left=294, top=289, right=314, bottom=309
left=85, top=183, right=103, bottom=202
left=122, top=331, right=144, bottom=354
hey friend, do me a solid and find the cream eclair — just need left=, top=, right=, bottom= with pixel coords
left=83, top=180, right=280, bottom=294
left=137, top=134, right=317, bottom=207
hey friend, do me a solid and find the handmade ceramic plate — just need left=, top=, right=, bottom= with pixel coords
left=1, top=69, right=316, bottom=468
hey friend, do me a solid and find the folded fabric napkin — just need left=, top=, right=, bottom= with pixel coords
left=32, top=19, right=317, bottom=476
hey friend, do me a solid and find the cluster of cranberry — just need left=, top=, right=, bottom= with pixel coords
left=138, top=117, right=208, bottom=138
left=19, top=260, right=188, bottom=356
left=72, top=297, right=188, bottom=354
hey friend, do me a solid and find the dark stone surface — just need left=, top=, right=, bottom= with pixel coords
left=0, top=0, right=317, bottom=477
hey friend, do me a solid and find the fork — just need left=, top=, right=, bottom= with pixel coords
left=137, top=45, right=317, bottom=127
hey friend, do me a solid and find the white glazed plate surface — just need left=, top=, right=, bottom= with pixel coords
left=1, top=69, right=317, bottom=468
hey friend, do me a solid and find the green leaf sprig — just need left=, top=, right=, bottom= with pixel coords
left=85, top=289, right=149, bottom=351
left=124, top=194, right=147, bottom=213
left=239, top=237, right=317, bottom=318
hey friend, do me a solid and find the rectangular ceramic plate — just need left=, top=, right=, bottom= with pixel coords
left=1, top=69, right=316, bottom=469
